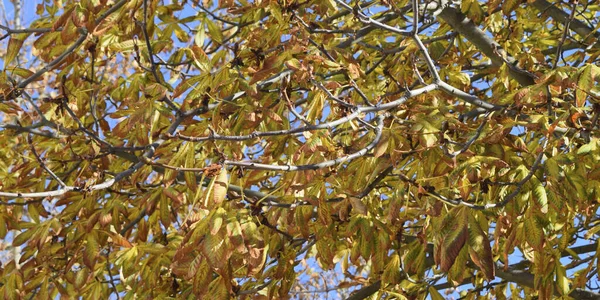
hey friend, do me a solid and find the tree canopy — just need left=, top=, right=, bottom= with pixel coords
left=1, top=0, right=600, bottom=298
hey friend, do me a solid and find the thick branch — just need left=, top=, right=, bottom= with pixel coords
left=436, top=6, right=535, bottom=86
left=531, top=0, right=600, bottom=41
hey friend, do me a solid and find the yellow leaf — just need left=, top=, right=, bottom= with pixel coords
left=6, top=67, right=34, bottom=79
left=206, top=18, right=223, bottom=43
left=13, top=227, right=36, bottom=247
left=84, top=234, right=99, bottom=269
left=5, top=33, right=30, bottom=66
left=210, top=208, right=225, bottom=235
left=577, top=64, right=595, bottom=107
left=555, top=262, right=570, bottom=295
left=212, top=168, right=228, bottom=205
left=429, top=286, right=445, bottom=300
left=524, top=216, right=544, bottom=251
left=382, top=253, right=402, bottom=284
left=207, top=276, right=229, bottom=299
left=532, top=179, right=548, bottom=214
left=193, top=259, right=211, bottom=296
left=195, top=24, right=206, bottom=48
left=373, top=132, right=389, bottom=158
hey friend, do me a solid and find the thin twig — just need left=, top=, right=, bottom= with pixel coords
left=27, top=134, right=67, bottom=187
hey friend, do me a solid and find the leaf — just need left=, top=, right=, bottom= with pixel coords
left=347, top=63, right=363, bottom=80
left=403, top=241, right=426, bottom=275
left=5, top=33, right=30, bottom=66
left=382, top=253, right=402, bottom=284
left=202, top=232, right=228, bottom=268
left=160, top=196, right=171, bottom=228
left=468, top=213, right=495, bottom=280
left=212, top=168, right=228, bottom=205
left=576, top=64, right=595, bottom=107
left=84, top=233, right=99, bottom=269
left=195, top=24, right=206, bottom=47
left=461, top=0, right=484, bottom=23
left=555, top=262, right=570, bottom=295
left=373, top=132, right=389, bottom=158
left=110, top=233, right=133, bottom=248
left=316, top=236, right=335, bottom=269
left=184, top=144, right=198, bottom=192
left=193, top=259, right=211, bottom=296
left=502, top=0, right=519, bottom=16
left=447, top=244, right=470, bottom=285
left=349, top=196, right=367, bottom=215
left=5, top=67, right=34, bottom=79
left=210, top=208, right=225, bottom=235
left=249, top=55, right=280, bottom=85
left=577, top=139, right=597, bottom=155
left=13, top=227, right=36, bottom=247
left=0, top=216, right=7, bottom=239
left=524, top=216, right=544, bottom=251
left=205, top=18, right=223, bottom=44
left=429, top=286, right=445, bottom=300
left=435, top=207, right=469, bottom=272
left=532, top=179, right=548, bottom=214
left=207, top=276, right=229, bottom=299
left=190, top=45, right=211, bottom=72
left=52, top=6, right=75, bottom=31
left=323, top=0, right=337, bottom=11
left=545, top=157, right=560, bottom=179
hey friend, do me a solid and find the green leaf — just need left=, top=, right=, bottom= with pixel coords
left=577, top=139, right=597, bottom=155
left=205, top=18, right=223, bottom=44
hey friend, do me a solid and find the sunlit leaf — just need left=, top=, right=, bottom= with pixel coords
left=5, top=33, right=30, bottom=66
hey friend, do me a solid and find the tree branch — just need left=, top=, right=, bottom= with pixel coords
left=436, top=6, right=536, bottom=86
left=531, top=0, right=600, bottom=41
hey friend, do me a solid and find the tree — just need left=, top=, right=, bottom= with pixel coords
left=1, top=0, right=600, bottom=298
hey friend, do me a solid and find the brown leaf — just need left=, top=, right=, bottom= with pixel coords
left=111, top=233, right=133, bottom=248
left=373, top=132, right=389, bottom=158
left=468, top=213, right=495, bottom=280
left=249, top=55, right=279, bottom=85
left=435, top=207, right=469, bottom=272
left=53, top=6, right=75, bottom=31
left=5, top=33, right=29, bottom=67
left=349, top=196, right=367, bottom=215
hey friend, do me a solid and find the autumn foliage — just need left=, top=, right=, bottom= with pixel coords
left=1, top=0, right=600, bottom=298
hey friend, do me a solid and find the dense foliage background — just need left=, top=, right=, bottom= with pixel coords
left=1, top=0, right=600, bottom=298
